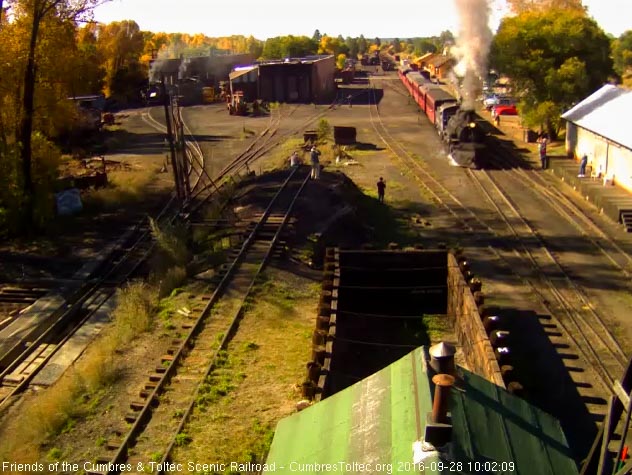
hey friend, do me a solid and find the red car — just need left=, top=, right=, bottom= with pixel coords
left=492, top=104, right=518, bottom=116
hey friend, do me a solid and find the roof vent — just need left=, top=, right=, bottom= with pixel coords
left=429, top=341, right=456, bottom=376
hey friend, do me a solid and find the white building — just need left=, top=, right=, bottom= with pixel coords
left=562, top=85, right=632, bottom=192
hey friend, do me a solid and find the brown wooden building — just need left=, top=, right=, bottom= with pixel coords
left=229, top=55, right=336, bottom=104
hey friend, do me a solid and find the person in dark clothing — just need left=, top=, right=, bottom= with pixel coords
left=310, top=146, right=321, bottom=179
left=377, top=177, right=386, bottom=203
left=578, top=154, right=588, bottom=177
left=539, top=136, right=548, bottom=169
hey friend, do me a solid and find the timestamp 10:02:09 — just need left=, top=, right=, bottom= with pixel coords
left=399, top=461, right=516, bottom=472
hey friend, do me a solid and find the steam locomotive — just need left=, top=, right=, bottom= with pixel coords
left=398, top=67, right=485, bottom=168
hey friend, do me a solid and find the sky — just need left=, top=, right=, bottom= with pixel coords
left=92, top=0, right=631, bottom=40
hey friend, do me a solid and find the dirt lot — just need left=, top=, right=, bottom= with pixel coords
left=1, top=72, right=631, bottom=469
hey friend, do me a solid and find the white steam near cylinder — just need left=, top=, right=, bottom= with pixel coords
left=452, top=0, right=493, bottom=111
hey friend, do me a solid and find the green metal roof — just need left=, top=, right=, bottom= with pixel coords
left=265, top=347, right=578, bottom=475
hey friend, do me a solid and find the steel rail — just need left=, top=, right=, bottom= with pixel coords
left=486, top=146, right=632, bottom=279
left=468, top=168, right=626, bottom=390
left=0, top=196, right=180, bottom=411
left=368, top=79, right=622, bottom=394
left=157, top=169, right=310, bottom=474
left=94, top=166, right=310, bottom=475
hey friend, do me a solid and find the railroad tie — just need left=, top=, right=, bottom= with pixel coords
left=2, top=374, right=25, bottom=386
left=106, top=441, right=120, bottom=451
left=124, top=412, right=139, bottom=423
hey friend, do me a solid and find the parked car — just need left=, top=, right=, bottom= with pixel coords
left=492, top=104, right=518, bottom=116
left=484, top=95, right=515, bottom=111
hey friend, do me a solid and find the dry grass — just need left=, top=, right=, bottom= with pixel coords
left=260, top=138, right=305, bottom=173
left=150, top=219, right=190, bottom=268
left=83, top=169, right=160, bottom=212
left=111, top=281, right=157, bottom=342
left=156, top=266, right=187, bottom=299
left=0, top=281, right=159, bottom=465
left=171, top=268, right=319, bottom=468
left=149, top=218, right=191, bottom=298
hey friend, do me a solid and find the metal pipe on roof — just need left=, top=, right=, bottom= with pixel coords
left=431, top=373, right=455, bottom=424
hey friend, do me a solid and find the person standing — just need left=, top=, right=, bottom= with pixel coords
left=377, top=177, right=386, bottom=203
left=539, top=136, right=548, bottom=169
left=290, top=151, right=300, bottom=167
left=578, top=154, right=588, bottom=177
left=310, top=146, right=321, bottom=179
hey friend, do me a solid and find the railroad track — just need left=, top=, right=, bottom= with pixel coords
left=467, top=167, right=627, bottom=391
left=486, top=145, right=632, bottom=280
left=0, top=196, right=180, bottom=410
left=85, top=166, right=311, bottom=475
left=367, top=79, right=624, bottom=397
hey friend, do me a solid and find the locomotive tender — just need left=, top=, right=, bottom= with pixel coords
left=398, top=67, right=485, bottom=168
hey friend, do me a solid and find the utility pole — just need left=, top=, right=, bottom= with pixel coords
left=161, top=75, right=182, bottom=200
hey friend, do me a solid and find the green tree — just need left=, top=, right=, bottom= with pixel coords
left=336, top=34, right=349, bottom=55
left=412, top=38, right=437, bottom=56
left=491, top=9, right=612, bottom=137
left=612, top=30, right=632, bottom=86
left=390, top=38, right=401, bottom=54
left=374, top=37, right=381, bottom=47
left=345, top=37, right=358, bottom=58
left=246, top=34, right=263, bottom=59
left=312, top=29, right=321, bottom=43
left=261, top=35, right=317, bottom=59
left=437, top=30, right=454, bottom=51
left=357, top=35, right=368, bottom=55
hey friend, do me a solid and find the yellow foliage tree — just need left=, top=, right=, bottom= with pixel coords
left=97, top=20, right=145, bottom=97
left=506, top=0, right=586, bottom=13
left=336, top=53, right=346, bottom=70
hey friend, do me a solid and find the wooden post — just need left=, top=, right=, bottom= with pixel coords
left=161, top=75, right=182, bottom=200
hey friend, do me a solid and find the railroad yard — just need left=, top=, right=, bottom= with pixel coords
left=2, top=69, right=632, bottom=473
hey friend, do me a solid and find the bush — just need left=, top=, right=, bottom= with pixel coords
left=317, top=119, right=331, bottom=142
left=112, top=281, right=156, bottom=342
left=150, top=218, right=191, bottom=268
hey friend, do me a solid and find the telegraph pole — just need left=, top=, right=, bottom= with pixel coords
left=161, top=75, right=182, bottom=200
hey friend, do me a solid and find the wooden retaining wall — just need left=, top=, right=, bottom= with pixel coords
left=447, top=252, right=505, bottom=388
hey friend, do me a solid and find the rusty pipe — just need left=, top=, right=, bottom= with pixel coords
left=431, top=374, right=455, bottom=424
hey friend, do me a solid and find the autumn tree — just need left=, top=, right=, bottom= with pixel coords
left=72, top=22, right=105, bottom=95
left=612, top=30, right=632, bottom=87
left=318, top=35, right=348, bottom=56
left=491, top=9, right=612, bottom=137
left=506, top=0, right=585, bottom=14
left=5, top=0, right=109, bottom=232
left=97, top=20, right=145, bottom=99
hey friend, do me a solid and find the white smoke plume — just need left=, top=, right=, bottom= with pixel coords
left=452, top=0, right=493, bottom=110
